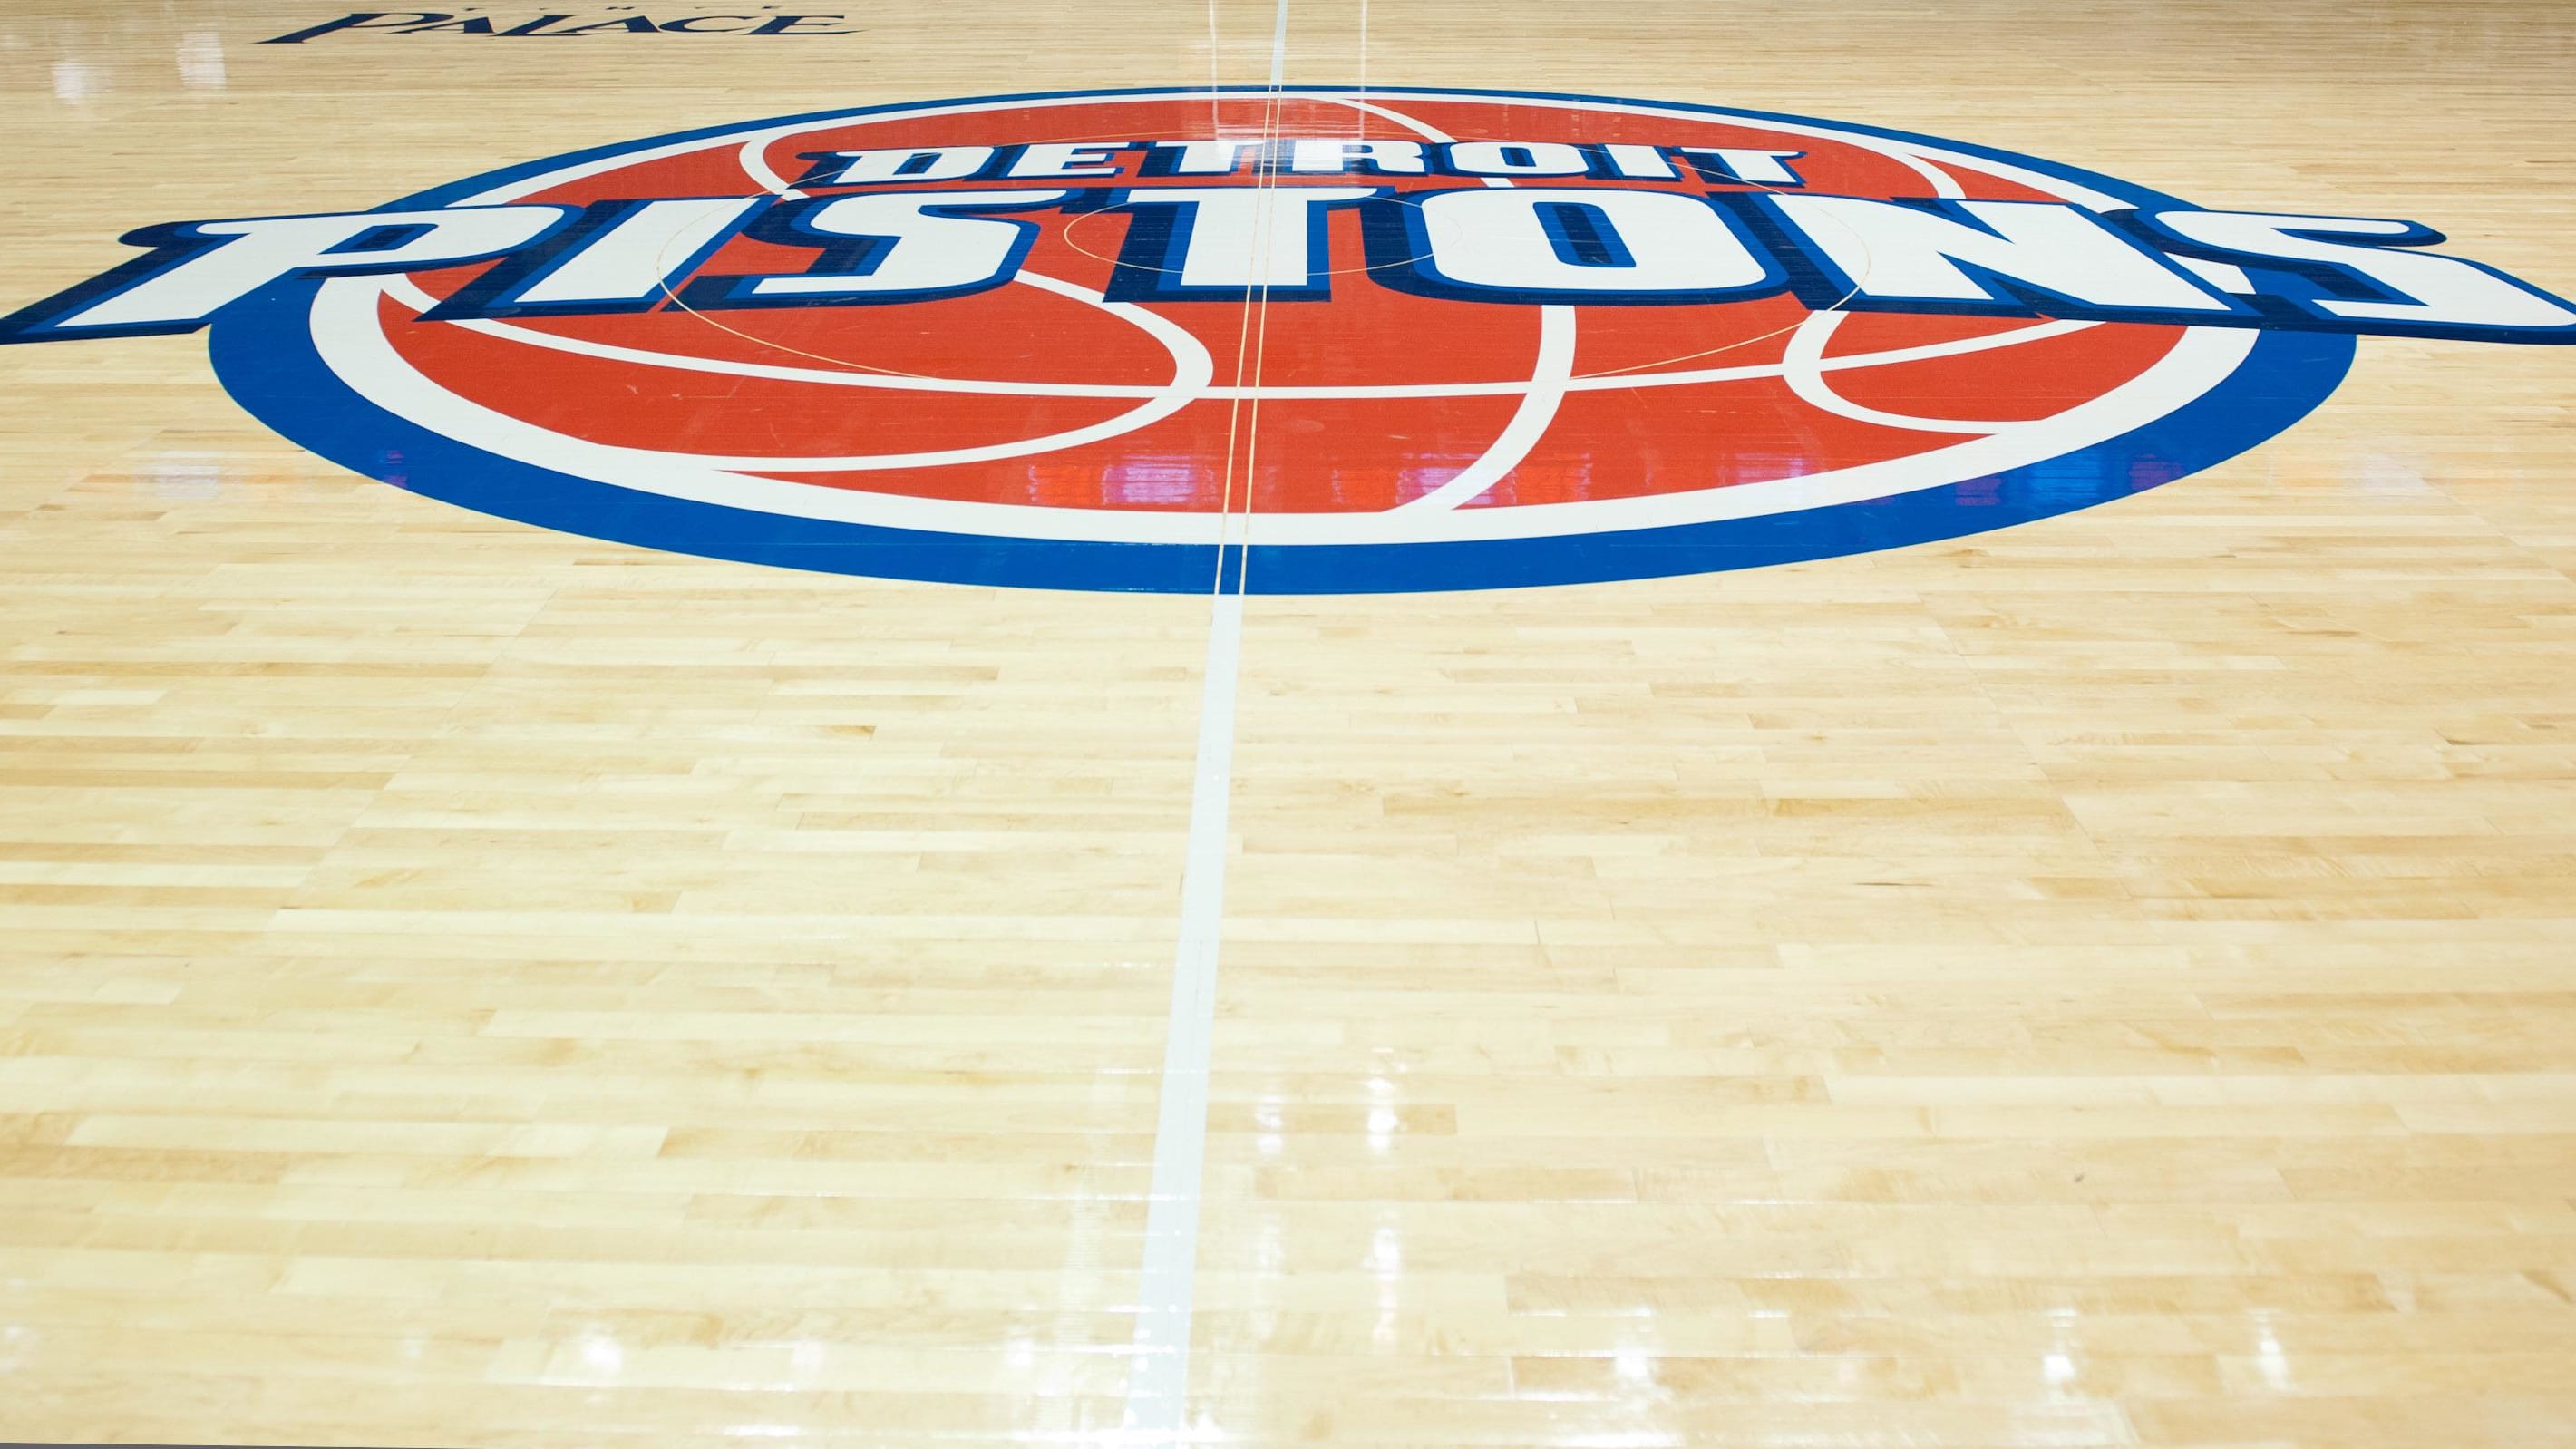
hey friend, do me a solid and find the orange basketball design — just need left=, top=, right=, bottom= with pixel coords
left=15, top=87, right=2454, bottom=589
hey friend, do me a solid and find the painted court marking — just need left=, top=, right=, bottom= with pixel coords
left=1124, top=1, right=1291, bottom=1439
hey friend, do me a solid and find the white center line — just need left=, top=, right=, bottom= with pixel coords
left=1123, top=4, right=1292, bottom=1441
left=1123, top=585, right=1243, bottom=1441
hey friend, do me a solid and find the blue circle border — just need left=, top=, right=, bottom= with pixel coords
left=207, top=84, right=2356, bottom=595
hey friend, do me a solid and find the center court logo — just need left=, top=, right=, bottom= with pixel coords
left=5, top=86, right=2571, bottom=592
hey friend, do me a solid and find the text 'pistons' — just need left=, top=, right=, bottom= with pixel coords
left=5, top=135, right=2574, bottom=345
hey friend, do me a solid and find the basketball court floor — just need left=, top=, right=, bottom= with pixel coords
left=3, top=2, right=2573, bottom=1445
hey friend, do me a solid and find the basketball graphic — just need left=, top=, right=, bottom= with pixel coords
left=13, top=86, right=2573, bottom=591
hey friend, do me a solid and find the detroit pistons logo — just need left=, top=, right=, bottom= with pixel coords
left=6, top=87, right=2571, bottom=591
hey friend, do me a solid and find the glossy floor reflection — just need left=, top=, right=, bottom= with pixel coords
left=2, top=2, right=2574, bottom=1447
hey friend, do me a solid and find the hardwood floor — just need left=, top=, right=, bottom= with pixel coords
left=1, top=2, right=2571, bottom=1444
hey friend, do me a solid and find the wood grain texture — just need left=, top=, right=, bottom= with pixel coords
left=2, top=1, right=2573, bottom=1445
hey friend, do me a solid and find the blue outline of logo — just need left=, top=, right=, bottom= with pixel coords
left=205, top=84, right=2356, bottom=594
